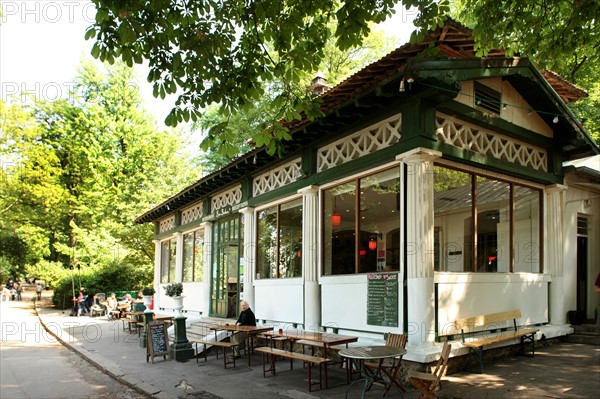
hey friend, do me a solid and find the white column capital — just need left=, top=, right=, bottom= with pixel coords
left=239, top=206, right=255, bottom=216
left=298, top=185, right=320, bottom=196
left=546, top=184, right=567, bottom=194
left=396, top=147, right=442, bottom=163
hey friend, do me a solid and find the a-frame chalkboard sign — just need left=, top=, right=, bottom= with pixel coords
left=146, top=320, right=170, bottom=363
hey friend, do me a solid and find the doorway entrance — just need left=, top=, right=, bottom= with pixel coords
left=210, top=215, right=242, bottom=318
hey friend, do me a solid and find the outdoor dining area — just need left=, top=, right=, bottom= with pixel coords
left=183, top=322, right=445, bottom=398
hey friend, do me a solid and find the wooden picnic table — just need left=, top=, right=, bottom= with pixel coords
left=209, top=324, right=274, bottom=366
left=262, top=329, right=358, bottom=388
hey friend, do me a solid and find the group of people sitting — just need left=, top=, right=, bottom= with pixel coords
left=73, top=290, right=141, bottom=318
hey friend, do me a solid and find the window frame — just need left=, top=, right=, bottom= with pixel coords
left=160, top=237, right=176, bottom=283
left=183, top=228, right=205, bottom=282
left=433, top=163, right=543, bottom=273
left=321, top=165, right=401, bottom=276
left=255, top=197, right=303, bottom=279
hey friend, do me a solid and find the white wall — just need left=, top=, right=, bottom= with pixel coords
left=254, top=278, right=304, bottom=324
left=320, top=274, right=405, bottom=334
left=563, top=186, right=600, bottom=319
left=436, top=272, right=549, bottom=336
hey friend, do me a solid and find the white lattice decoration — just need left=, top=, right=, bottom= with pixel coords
left=181, top=202, right=203, bottom=225
left=158, top=215, right=175, bottom=233
left=317, top=113, right=402, bottom=172
left=436, top=114, right=547, bottom=172
left=211, top=185, right=242, bottom=211
left=253, top=158, right=302, bottom=196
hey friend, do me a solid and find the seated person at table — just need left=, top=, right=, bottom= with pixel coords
left=135, top=291, right=144, bottom=303
left=90, top=294, right=103, bottom=316
left=231, top=300, right=256, bottom=358
left=117, top=293, right=133, bottom=317
left=106, top=293, right=118, bottom=319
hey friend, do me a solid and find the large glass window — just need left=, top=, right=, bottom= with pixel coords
left=183, top=229, right=204, bottom=282
left=434, top=165, right=541, bottom=273
left=256, top=198, right=303, bottom=279
left=433, top=168, right=472, bottom=272
left=323, top=167, right=401, bottom=275
left=513, top=186, right=541, bottom=272
left=160, top=238, right=176, bottom=283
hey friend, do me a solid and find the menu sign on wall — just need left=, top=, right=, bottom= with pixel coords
left=367, top=273, right=399, bottom=327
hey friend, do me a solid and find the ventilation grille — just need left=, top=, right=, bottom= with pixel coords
left=474, top=82, right=501, bottom=115
left=577, top=216, right=588, bottom=236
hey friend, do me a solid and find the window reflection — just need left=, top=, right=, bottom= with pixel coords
left=183, top=230, right=204, bottom=282
left=434, top=165, right=541, bottom=273
left=323, top=168, right=400, bottom=275
left=256, top=198, right=302, bottom=279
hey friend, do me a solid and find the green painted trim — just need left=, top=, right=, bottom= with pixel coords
left=433, top=142, right=562, bottom=184
left=438, top=101, right=554, bottom=149
left=155, top=231, right=175, bottom=241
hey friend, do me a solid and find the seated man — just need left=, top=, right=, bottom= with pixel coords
left=117, top=293, right=133, bottom=317
left=231, top=300, right=256, bottom=358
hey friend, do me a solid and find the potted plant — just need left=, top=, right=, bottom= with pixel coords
left=164, top=282, right=184, bottom=316
left=164, top=282, right=183, bottom=297
left=141, top=286, right=155, bottom=296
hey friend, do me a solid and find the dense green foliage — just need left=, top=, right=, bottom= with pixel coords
left=51, top=261, right=149, bottom=309
left=87, top=0, right=598, bottom=151
left=86, top=0, right=449, bottom=157
left=453, top=0, right=600, bottom=144
left=0, top=62, right=196, bottom=292
left=194, top=25, right=398, bottom=172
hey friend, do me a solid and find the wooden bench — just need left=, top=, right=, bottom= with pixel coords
left=254, top=347, right=330, bottom=392
left=454, top=309, right=539, bottom=373
left=191, top=339, right=240, bottom=369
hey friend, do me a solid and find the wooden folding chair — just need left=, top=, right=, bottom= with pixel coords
left=365, top=333, right=408, bottom=397
left=408, top=341, right=451, bottom=399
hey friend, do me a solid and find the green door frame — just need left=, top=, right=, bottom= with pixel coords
left=210, top=215, right=242, bottom=318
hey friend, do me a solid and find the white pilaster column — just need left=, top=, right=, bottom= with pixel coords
left=546, top=184, right=567, bottom=325
left=175, top=232, right=184, bottom=283
left=153, top=239, right=161, bottom=310
left=201, top=222, right=213, bottom=317
left=299, top=185, right=320, bottom=331
left=397, top=148, right=441, bottom=347
left=240, top=207, right=256, bottom=309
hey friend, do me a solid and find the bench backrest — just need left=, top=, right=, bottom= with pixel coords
left=454, top=309, right=521, bottom=331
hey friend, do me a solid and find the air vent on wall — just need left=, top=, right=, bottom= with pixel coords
left=474, top=81, right=502, bottom=115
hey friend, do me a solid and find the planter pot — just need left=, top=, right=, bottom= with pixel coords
left=143, top=295, right=153, bottom=313
left=172, top=295, right=184, bottom=317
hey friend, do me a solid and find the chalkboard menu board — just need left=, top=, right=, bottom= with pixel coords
left=146, top=321, right=170, bottom=363
left=367, top=273, right=399, bottom=327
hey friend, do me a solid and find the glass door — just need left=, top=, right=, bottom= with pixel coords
left=210, top=215, right=242, bottom=318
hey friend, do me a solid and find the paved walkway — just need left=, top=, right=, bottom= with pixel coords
left=28, top=290, right=600, bottom=398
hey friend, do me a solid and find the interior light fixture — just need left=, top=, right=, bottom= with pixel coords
left=368, top=238, right=377, bottom=251
left=331, top=213, right=341, bottom=228
left=331, top=196, right=341, bottom=228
